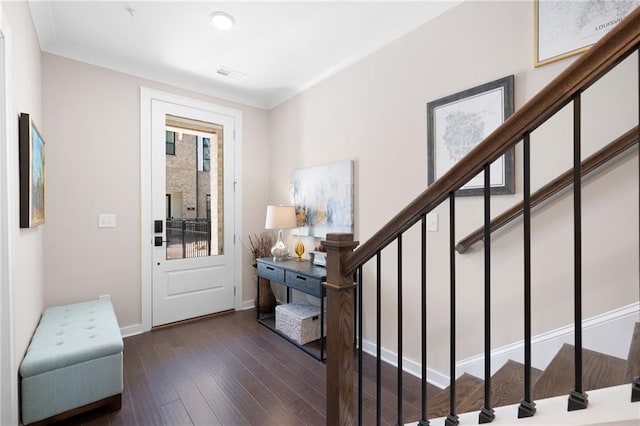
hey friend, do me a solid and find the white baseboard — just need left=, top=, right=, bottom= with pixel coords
left=120, top=324, right=144, bottom=338
left=456, top=302, right=639, bottom=379
left=362, top=302, right=638, bottom=388
left=361, top=339, right=450, bottom=389
left=241, top=299, right=255, bottom=310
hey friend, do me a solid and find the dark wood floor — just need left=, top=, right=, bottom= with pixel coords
left=63, top=308, right=435, bottom=426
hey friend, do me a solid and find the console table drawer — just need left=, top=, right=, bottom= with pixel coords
left=285, top=271, right=323, bottom=297
left=257, top=262, right=284, bottom=282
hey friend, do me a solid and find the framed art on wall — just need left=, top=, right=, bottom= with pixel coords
left=292, top=160, right=354, bottom=238
left=427, top=75, right=515, bottom=197
left=19, top=113, right=46, bottom=228
left=535, top=0, right=639, bottom=67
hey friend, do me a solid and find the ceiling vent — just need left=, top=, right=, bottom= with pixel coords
left=216, top=66, right=247, bottom=80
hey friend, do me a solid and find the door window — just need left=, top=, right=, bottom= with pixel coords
left=165, top=115, right=224, bottom=260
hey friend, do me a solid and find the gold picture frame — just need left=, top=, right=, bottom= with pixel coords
left=534, top=0, right=639, bottom=67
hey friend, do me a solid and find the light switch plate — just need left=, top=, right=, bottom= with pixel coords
left=98, top=213, right=116, bottom=228
left=426, top=213, right=438, bottom=232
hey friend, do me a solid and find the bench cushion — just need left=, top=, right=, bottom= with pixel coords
left=20, top=299, right=123, bottom=378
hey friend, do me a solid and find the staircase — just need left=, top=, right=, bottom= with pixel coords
left=407, top=322, right=639, bottom=423
left=322, top=5, right=640, bottom=426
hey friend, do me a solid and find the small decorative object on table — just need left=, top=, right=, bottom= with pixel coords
left=294, top=241, right=305, bottom=262
left=311, top=251, right=326, bottom=267
left=311, top=243, right=327, bottom=267
left=249, top=232, right=276, bottom=314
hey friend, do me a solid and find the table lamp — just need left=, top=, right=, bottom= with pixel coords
left=265, top=205, right=297, bottom=261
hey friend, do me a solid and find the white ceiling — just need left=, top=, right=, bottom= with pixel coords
left=28, top=1, right=461, bottom=109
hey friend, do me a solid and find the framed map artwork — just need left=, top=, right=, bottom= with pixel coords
left=535, top=0, right=639, bottom=66
left=427, top=75, right=514, bottom=197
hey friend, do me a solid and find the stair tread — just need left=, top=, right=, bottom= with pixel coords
left=419, top=373, right=484, bottom=419
left=533, top=343, right=627, bottom=400
left=625, top=322, right=640, bottom=382
left=456, top=359, right=543, bottom=414
left=404, top=324, right=636, bottom=424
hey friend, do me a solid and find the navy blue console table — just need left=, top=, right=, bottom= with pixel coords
left=256, top=257, right=327, bottom=361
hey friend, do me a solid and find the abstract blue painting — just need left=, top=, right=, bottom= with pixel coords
left=19, top=113, right=45, bottom=228
left=292, top=160, right=354, bottom=238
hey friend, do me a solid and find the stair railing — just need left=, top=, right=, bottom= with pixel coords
left=456, top=126, right=639, bottom=254
left=323, top=6, right=640, bottom=425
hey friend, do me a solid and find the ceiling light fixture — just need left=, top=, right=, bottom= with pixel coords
left=211, top=11, right=235, bottom=31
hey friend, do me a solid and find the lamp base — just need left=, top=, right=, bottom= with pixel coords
left=271, top=230, right=289, bottom=261
left=271, top=252, right=289, bottom=261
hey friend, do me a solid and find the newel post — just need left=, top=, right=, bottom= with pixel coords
left=323, top=233, right=359, bottom=426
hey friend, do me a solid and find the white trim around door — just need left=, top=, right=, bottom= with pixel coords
left=140, top=87, right=243, bottom=332
left=0, top=5, right=18, bottom=424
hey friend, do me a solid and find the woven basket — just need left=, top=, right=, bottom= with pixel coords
left=256, top=277, right=276, bottom=314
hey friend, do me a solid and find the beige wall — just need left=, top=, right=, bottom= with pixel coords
left=41, top=53, right=270, bottom=328
left=268, top=1, right=639, bottom=374
left=7, top=0, right=638, bottom=387
left=4, top=0, right=44, bottom=369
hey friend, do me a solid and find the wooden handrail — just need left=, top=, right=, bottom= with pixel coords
left=456, top=126, right=639, bottom=254
left=343, top=7, right=640, bottom=275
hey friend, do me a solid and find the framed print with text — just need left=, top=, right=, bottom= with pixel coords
left=535, top=0, right=639, bottom=66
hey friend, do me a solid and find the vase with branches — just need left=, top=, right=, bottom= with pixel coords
left=249, top=232, right=274, bottom=265
left=249, top=232, right=277, bottom=313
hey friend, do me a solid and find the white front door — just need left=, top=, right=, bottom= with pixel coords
left=150, top=97, right=236, bottom=326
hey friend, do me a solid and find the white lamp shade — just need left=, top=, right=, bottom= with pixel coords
left=265, top=205, right=297, bottom=229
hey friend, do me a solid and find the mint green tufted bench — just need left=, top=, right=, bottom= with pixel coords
left=19, top=299, right=123, bottom=425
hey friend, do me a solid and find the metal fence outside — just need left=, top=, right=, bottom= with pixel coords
left=166, top=218, right=211, bottom=259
